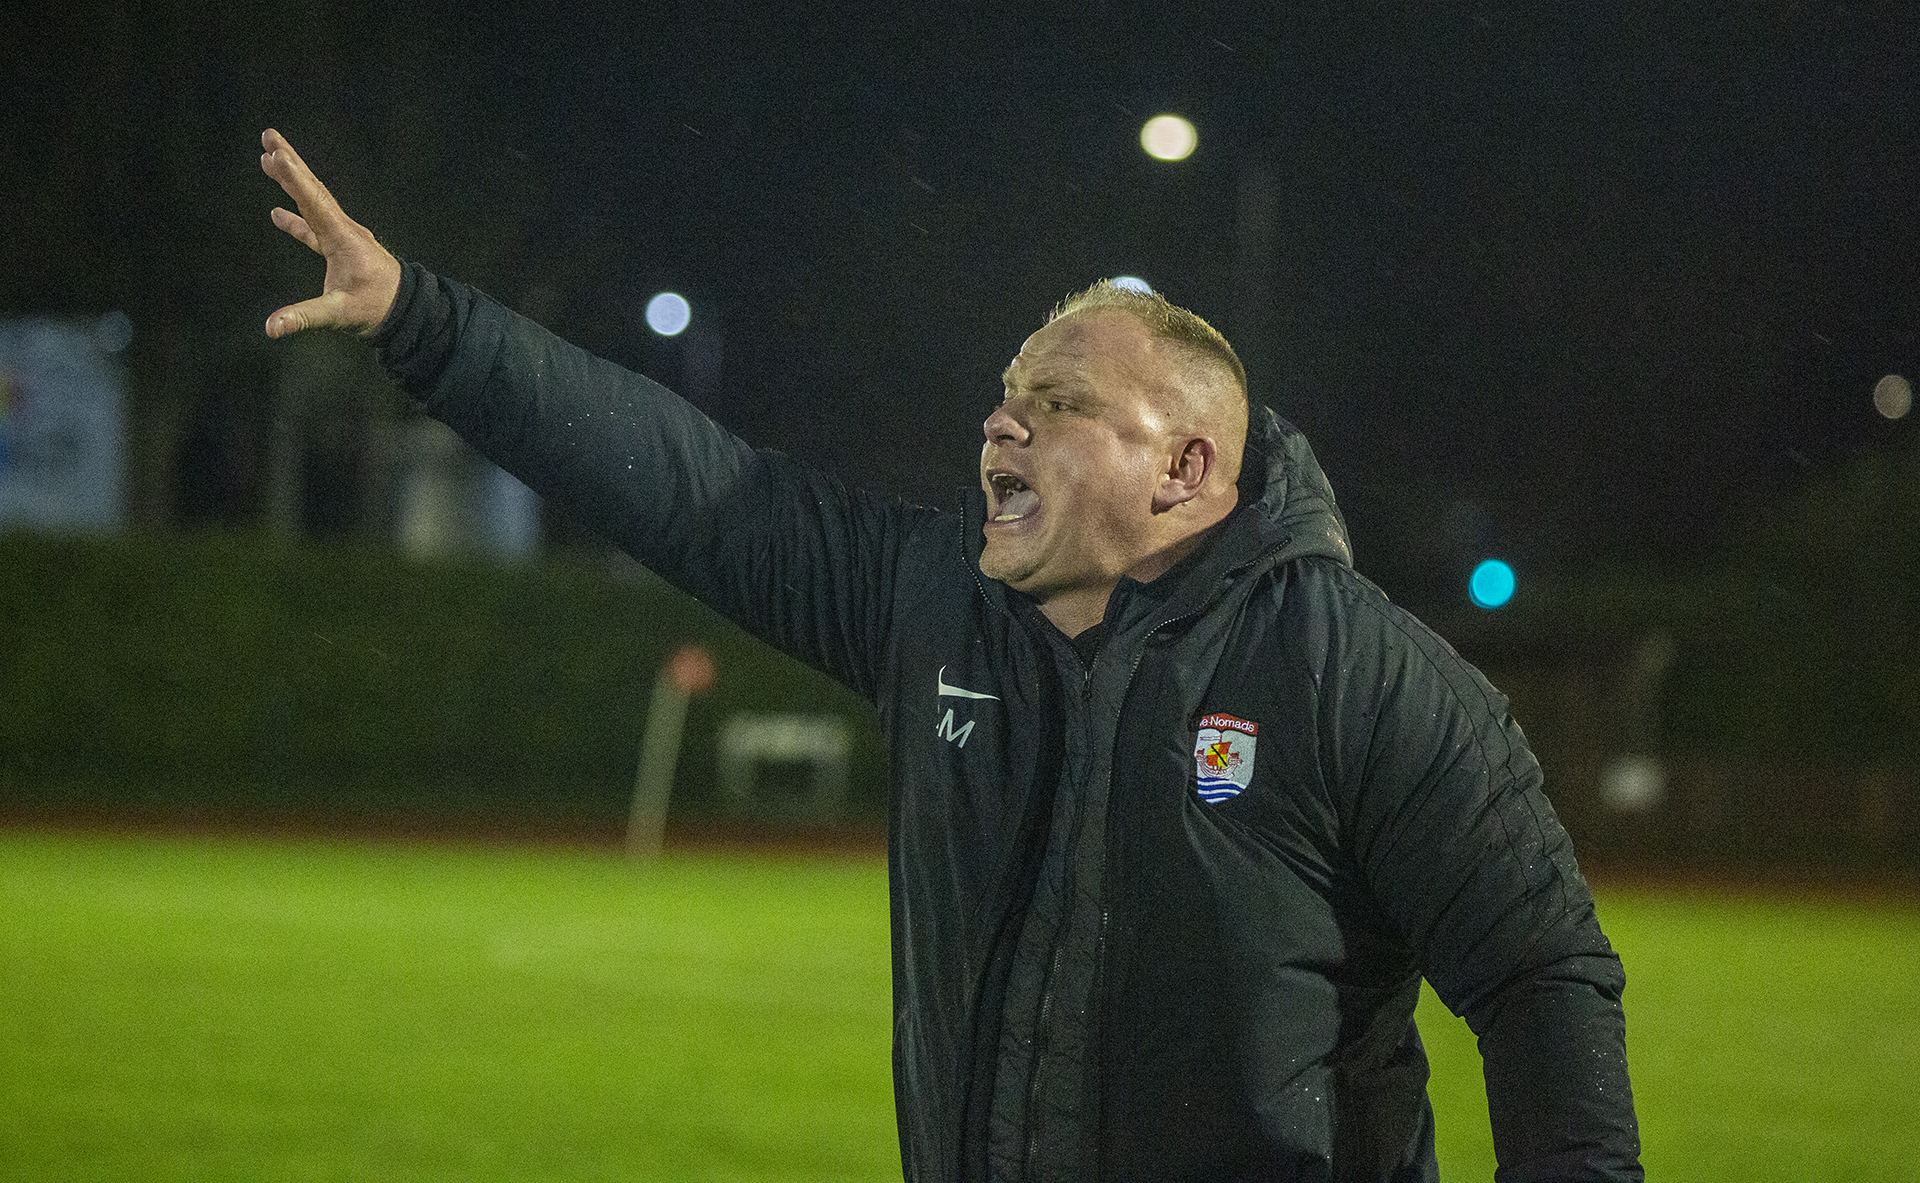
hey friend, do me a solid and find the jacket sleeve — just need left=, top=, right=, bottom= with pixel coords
left=1323, top=583, right=1643, bottom=1182
left=372, top=261, right=930, bottom=699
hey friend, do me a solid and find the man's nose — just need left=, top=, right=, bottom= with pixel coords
left=983, top=400, right=1029, bottom=444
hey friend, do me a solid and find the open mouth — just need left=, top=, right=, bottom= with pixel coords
left=989, top=472, right=1040, bottom=522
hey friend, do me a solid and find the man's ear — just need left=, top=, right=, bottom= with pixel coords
left=1152, top=437, right=1215, bottom=513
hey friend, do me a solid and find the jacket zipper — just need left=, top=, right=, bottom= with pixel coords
left=1086, top=604, right=1208, bottom=1173
left=1024, top=603, right=1204, bottom=1179
left=1022, top=656, right=1093, bottom=1177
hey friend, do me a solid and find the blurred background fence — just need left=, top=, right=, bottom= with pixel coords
left=5, top=481, right=1915, bottom=873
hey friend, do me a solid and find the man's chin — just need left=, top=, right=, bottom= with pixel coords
left=977, top=542, right=1033, bottom=589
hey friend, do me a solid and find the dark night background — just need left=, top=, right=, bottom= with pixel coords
left=7, top=14, right=1920, bottom=1176
left=4, top=2, right=1917, bottom=613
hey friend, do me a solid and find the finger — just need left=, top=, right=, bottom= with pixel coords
left=259, top=129, right=343, bottom=229
left=269, top=206, right=321, bottom=254
left=265, top=291, right=347, bottom=339
left=260, top=142, right=324, bottom=210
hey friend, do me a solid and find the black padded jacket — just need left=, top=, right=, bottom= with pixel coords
left=373, top=261, right=1642, bottom=1182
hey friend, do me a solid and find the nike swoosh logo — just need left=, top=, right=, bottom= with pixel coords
left=936, top=665, right=1001, bottom=701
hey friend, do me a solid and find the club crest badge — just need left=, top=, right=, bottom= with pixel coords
left=1193, top=713, right=1258, bottom=803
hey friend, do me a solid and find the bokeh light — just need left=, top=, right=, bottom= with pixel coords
left=1110, top=276, right=1152, bottom=294
left=1873, top=374, right=1912, bottom=420
left=1599, top=755, right=1668, bottom=813
left=1140, top=114, right=1197, bottom=162
left=645, top=292, right=691, bottom=337
left=1469, top=558, right=1516, bottom=609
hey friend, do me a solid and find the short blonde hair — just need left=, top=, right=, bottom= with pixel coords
left=1049, top=280, right=1248, bottom=397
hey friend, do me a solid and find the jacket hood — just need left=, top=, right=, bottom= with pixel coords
left=1234, top=404, right=1353, bottom=570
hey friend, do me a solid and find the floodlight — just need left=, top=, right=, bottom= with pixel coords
left=1873, top=374, right=1912, bottom=420
left=1140, top=115, right=1197, bottom=162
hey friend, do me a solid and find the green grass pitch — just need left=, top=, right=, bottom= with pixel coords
left=2, top=829, right=1916, bottom=1181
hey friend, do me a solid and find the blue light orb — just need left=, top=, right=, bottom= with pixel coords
left=1469, top=559, right=1516, bottom=609
left=1109, top=275, right=1152, bottom=294
left=645, top=292, right=691, bottom=337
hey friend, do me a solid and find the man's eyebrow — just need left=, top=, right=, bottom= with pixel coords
left=1001, top=363, right=1070, bottom=391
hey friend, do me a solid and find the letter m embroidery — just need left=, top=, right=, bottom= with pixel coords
left=935, top=708, right=975, bottom=749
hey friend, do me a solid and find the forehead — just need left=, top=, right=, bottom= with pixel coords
left=1002, top=310, right=1162, bottom=389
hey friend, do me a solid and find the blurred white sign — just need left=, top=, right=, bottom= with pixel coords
left=395, top=418, right=539, bottom=560
left=0, top=316, right=126, bottom=531
left=717, top=712, right=851, bottom=820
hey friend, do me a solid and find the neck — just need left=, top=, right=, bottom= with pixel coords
left=1037, top=585, right=1113, bottom=638
left=1036, top=508, right=1236, bottom=638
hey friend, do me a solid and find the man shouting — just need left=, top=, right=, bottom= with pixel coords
left=261, top=127, right=1640, bottom=1182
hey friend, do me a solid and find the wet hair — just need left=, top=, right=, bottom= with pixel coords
left=1048, top=280, right=1248, bottom=397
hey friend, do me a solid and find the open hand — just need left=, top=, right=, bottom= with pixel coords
left=260, top=128, right=402, bottom=338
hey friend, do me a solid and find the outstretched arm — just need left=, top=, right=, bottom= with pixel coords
left=258, top=130, right=930, bottom=699
left=259, top=128, right=402, bottom=338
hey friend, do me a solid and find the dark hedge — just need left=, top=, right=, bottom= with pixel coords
left=0, top=530, right=885, bottom=829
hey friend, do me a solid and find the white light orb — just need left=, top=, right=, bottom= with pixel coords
left=1599, top=755, right=1667, bottom=813
left=1140, top=114, right=1197, bottom=162
left=1109, top=276, right=1152, bottom=294
left=1873, top=374, right=1912, bottom=420
left=645, top=292, right=691, bottom=337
